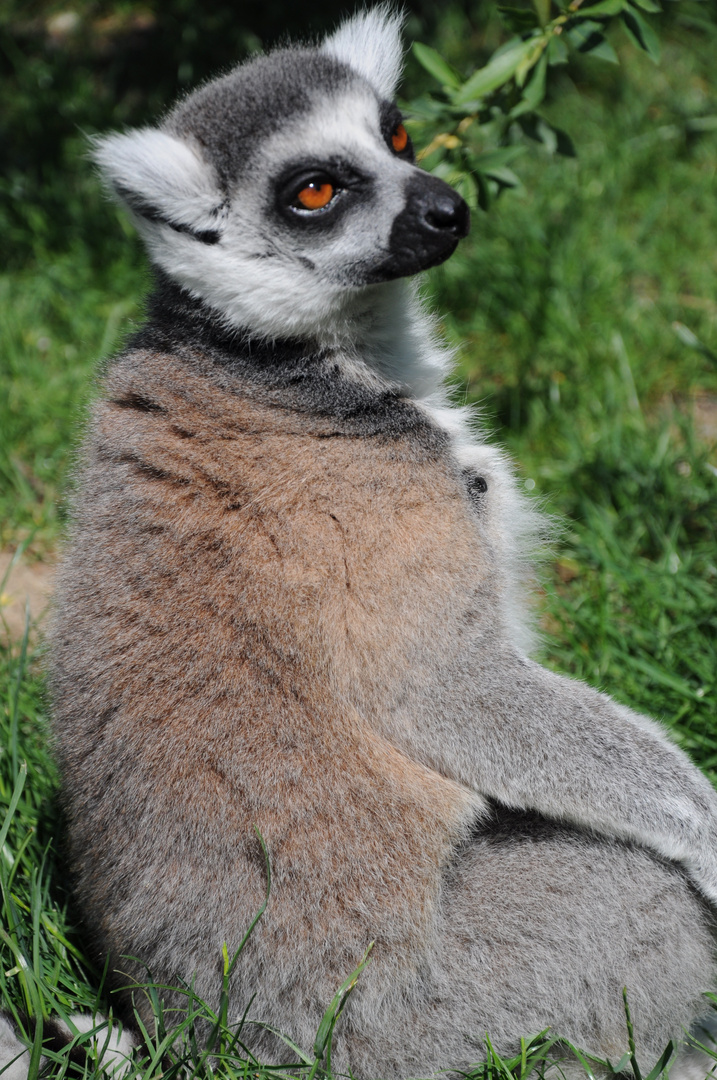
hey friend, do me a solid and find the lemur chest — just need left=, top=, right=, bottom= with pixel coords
left=98, top=351, right=494, bottom=705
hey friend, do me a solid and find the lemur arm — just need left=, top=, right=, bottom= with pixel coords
left=405, top=649, right=717, bottom=906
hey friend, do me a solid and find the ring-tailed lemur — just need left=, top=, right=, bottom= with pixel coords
left=5, top=7, right=716, bottom=1079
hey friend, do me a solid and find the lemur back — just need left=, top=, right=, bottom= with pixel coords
left=46, top=9, right=717, bottom=1079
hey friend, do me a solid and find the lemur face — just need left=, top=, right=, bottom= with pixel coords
left=192, top=75, right=470, bottom=290
left=92, top=14, right=470, bottom=341
left=260, top=90, right=470, bottom=286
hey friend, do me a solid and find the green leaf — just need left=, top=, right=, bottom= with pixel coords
left=517, top=115, right=576, bottom=156
left=499, top=5, right=542, bottom=31
left=622, top=7, right=661, bottom=61
left=454, top=172, right=479, bottom=210
left=0, top=763, right=26, bottom=855
left=631, top=0, right=661, bottom=11
left=537, top=118, right=558, bottom=154
left=471, top=147, right=525, bottom=171
left=484, top=165, right=522, bottom=188
left=453, top=37, right=537, bottom=105
left=672, top=321, right=717, bottom=365
left=412, top=42, right=462, bottom=91
left=589, top=37, right=620, bottom=61
left=430, top=161, right=464, bottom=186
left=518, top=113, right=569, bottom=154
left=223, top=825, right=271, bottom=978
left=246, top=1022, right=313, bottom=1065
left=553, top=125, right=577, bottom=157
left=512, top=51, right=548, bottom=114
left=402, top=94, right=450, bottom=122
left=532, top=0, right=552, bottom=26
left=643, top=1041, right=676, bottom=1080
left=547, top=34, right=569, bottom=64
left=686, top=115, right=717, bottom=134
left=610, top=1053, right=633, bottom=1074
left=475, top=170, right=492, bottom=211
left=515, top=37, right=548, bottom=87
left=566, top=20, right=618, bottom=60
left=580, top=0, right=625, bottom=14
left=312, top=945, right=373, bottom=1061
left=627, top=654, right=702, bottom=700
left=566, top=20, right=598, bottom=45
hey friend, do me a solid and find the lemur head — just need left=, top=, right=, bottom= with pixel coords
left=93, top=6, right=470, bottom=343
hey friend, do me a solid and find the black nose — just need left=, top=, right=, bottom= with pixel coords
left=371, top=170, right=470, bottom=282
left=422, top=186, right=471, bottom=239
left=360, top=170, right=471, bottom=285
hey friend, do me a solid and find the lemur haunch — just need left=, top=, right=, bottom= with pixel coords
left=43, top=7, right=717, bottom=1078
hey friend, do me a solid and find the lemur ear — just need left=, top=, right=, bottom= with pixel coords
left=321, top=5, right=406, bottom=101
left=90, top=128, right=226, bottom=242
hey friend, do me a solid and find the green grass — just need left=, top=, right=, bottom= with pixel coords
left=1, top=5, right=717, bottom=1077
left=0, top=238, right=146, bottom=549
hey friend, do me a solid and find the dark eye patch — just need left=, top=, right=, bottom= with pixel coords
left=274, top=158, right=372, bottom=228
left=380, top=102, right=414, bottom=162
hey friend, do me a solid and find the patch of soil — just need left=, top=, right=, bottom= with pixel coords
left=654, top=392, right=717, bottom=450
left=0, top=549, right=56, bottom=643
left=692, top=394, right=717, bottom=445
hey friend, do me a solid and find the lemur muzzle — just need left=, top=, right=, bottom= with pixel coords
left=382, top=170, right=471, bottom=279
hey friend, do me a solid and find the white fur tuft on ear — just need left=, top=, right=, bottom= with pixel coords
left=322, top=4, right=405, bottom=100
left=90, top=128, right=226, bottom=236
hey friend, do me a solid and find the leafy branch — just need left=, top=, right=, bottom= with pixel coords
left=404, top=0, right=666, bottom=209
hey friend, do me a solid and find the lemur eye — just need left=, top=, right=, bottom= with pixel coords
left=294, top=181, right=335, bottom=211
left=391, top=123, right=408, bottom=154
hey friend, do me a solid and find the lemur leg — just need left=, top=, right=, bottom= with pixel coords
left=432, top=813, right=715, bottom=1072
left=348, top=812, right=715, bottom=1079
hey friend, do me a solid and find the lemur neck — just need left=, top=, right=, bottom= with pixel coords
left=124, top=270, right=449, bottom=437
left=132, top=269, right=450, bottom=407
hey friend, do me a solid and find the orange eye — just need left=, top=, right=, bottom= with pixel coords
left=392, top=123, right=408, bottom=153
left=295, top=181, right=334, bottom=210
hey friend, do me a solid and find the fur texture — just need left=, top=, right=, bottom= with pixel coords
left=0, top=1015, right=134, bottom=1078
left=322, top=4, right=405, bottom=99
left=39, top=8, right=717, bottom=1079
